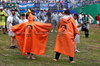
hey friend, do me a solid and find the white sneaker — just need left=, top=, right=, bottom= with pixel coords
left=55, top=30, right=57, bottom=32
left=51, top=30, right=53, bottom=32
left=75, top=50, right=80, bottom=53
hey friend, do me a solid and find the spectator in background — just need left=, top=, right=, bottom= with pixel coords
left=7, top=9, right=19, bottom=49
left=19, top=14, right=28, bottom=24
left=2, top=1, right=6, bottom=9
left=51, top=11, right=58, bottom=32
left=0, top=0, right=2, bottom=7
left=79, top=13, right=83, bottom=23
left=73, top=13, right=81, bottom=52
left=38, top=10, right=45, bottom=21
left=70, top=13, right=74, bottom=18
left=56, top=1, right=60, bottom=10
left=44, top=10, right=47, bottom=16
left=46, top=10, right=51, bottom=23
left=58, top=11, right=63, bottom=22
left=4, top=6, right=11, bottom=32
left=81, top=13, right=89, bottom=38
left=95, top=14, right=100, bottom=27
left=37, top=16, right=44, bottom=23
left=87, top=14, right=94, bottom=24
left=96, top=14, right=100, bottom=27
left=0, top=7, right=7, bottom=34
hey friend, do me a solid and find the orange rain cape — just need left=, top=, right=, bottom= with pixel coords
left=54, top=16, right=79, bottom=57
left=11, top=14, right=51, bottom=56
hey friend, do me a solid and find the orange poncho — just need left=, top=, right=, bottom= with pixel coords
left=11, top=14, right=51, bottom=56
left=54, top=16, right=79, bottom=57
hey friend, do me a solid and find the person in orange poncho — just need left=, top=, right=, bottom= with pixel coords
left=11, top=14, right=51, bottom=59
left=54, top=10, right=79, bottom=63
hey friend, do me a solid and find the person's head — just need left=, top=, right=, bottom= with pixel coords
left=74, top=13, right=78, bottom=19
left=0, top=7, right=3, bottom=12
left=21, top=13, right=25, bottom=19
left=83, top=12, right=86, bottom=16
left=87, top=14, right=90, bottom=16
left=40, top=10, right=43, bottom=13
left=11, top=9, right=16, bottom=16
left=44, top=10, right=46, bottom=12
left=64, top=9, right=70, bottom=15
left=28, top=14, right=34, bottom=22
left=54, top=11, right=56, bottom=14
left=31, top=10, right=35, bottom=15
left=70, top=13, right=73, bottom=15
left=6, top=6, right=9, bottom=10
left=15, top=9, right=18, bottom=12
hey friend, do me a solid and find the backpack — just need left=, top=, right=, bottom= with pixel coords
left=12, top=16, right=19, bottom=26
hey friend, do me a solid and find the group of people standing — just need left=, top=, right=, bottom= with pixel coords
left=0, top=6, right=92, bottom=64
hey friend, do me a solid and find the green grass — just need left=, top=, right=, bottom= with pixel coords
left=0, top=25, right=100, bottom=66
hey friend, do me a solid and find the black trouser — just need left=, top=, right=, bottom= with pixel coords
left=55, top=52, right=73, bottom=61
left=84, top=28, right=89, bottom=37
left=27, top=52, right=34, bottom=55
left=5, top=16, right=8, bottom=32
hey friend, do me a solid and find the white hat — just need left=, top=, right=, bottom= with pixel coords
left=0, top=7, right=3, bottom=9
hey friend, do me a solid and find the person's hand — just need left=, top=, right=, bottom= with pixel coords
left=77, top=25, right=81, bottom=27
left=82, top=23, right=84, bottom=25
left=1, top=14, right=5, bottom=16
left=7, top=28, right=10, bottom=33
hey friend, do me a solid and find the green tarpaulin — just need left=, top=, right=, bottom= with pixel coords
left=74, top=4, right=100, bottom=24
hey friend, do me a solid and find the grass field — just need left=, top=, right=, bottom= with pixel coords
left=0, top=25, right=100, bottom=66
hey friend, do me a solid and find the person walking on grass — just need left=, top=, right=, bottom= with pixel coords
left=51, top=11, right=58, bottom=32
left=7, top=9, right=19, bottom=49
left=54, top=10, right=79, bottom=63
left=81, top=13, right=89, bottom=38
left=73, top=13, right=82, bottom=52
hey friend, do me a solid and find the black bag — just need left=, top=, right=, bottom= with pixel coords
left=12, top=16, right=19, bottom=26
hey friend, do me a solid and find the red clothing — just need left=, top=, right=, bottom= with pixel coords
left=96, top=15, right=100, bottom=23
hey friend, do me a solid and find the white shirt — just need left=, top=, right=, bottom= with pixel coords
left=59, top=13, right=63, bottom=18
left=75, top=19, right=81, bottom=31
left=37, top=19, right=45, bottom=23
left=7, top=15, right=19, bottom=29
left=19, top=19, right=28, bottom=24
left=4, top=9, right=11, bottom=16
left=51, top=13, right=58, bottom=20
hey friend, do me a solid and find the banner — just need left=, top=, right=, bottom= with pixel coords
left=35, top=3, right=40, bottom=8
left=19, top=3, right=27, bottom=9
left=49, top=3, right=56, bottom=8
left=7, top=3, right=15, bottom=8
left=40, top=3, right=48, bottom=10
left=27, top=3, right=34, bottom=8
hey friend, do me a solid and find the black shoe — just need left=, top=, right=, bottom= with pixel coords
left=13, top=46, right=17, bottom=48
left=10, top=46, right=14, bottom=49
left=3, top=33, right=7, bottom=35
left=85, top=36, right=89, bottom=38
